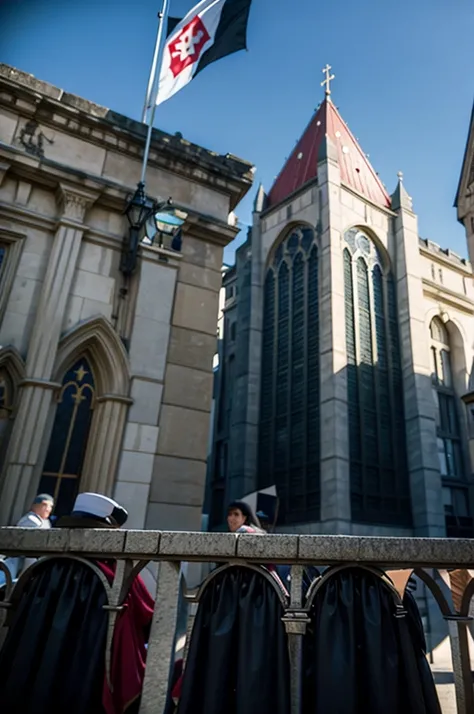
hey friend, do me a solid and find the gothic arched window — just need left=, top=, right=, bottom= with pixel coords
left=343, top=228, right=411, bottom=526
left=429, top=317, right=471, bottom=536
left=259, top=225, right=320, bottom=523
left=39, top=359, right=95, bottom=517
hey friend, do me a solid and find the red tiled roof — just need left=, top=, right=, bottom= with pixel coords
left=267, top=99, right=391, bottom=209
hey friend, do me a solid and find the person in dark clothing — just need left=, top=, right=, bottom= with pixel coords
left=0, top=492, right=154, bottom=714
left=227, top=500, right=265, bottom=534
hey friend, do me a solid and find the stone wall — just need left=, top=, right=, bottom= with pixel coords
left=0, top=64, right=253, bottom=527
left=208, top=145, right=474, bottom=535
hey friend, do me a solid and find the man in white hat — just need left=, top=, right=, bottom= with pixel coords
left=0, top=492, right=154, bottom=714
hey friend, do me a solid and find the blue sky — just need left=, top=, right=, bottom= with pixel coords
left=1, top=0, right=473, bottom=264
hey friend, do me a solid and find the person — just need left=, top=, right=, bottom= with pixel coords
left=0, top=493, right=55, bottom=591
left=227, top=500, right=265, bottom=534
left=0, top=492, right=154, bottom=714
left=17, top=493, right=54, bottom=529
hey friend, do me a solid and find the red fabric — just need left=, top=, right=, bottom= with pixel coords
left=171, top=659, right=184, bottom=704
left=97, top=562, right=155, bottom=714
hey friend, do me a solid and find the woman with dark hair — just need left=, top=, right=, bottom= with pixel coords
left=226, top=500, right=266, bottom=534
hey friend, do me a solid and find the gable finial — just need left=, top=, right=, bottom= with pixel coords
left=321, top=64, right=335, bottom=98
left=397, top=170, right=404, bottom=182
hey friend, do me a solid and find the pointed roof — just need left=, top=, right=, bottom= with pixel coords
left=267, top=99, right=391, bottom=209
left=454, top=98, right=474, bottom=210
left=253, top=183, right=267, bottom=212
left=391, top=172, right=413, bottom=212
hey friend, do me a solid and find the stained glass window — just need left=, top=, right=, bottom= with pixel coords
left=0, top=245, right=6, bottom=276
left=259, top=271, right=275, bottom=487
left=290, top=253, right=305, bottom=490
left=343, top=230, right=411, bottom=525
left=39, top=359, right=95, bottom=517
left=306, top=246, right=320, bottom=516
left=259, top=226, right=320, bottom=522
left=0, top=370, right=8, bottom=410
left=429, top=316, right=471, bottom=536
left=275, top=261, right=289, bottom=488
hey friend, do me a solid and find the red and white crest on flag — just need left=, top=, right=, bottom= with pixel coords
left=168, top=16, right=210, bottom=78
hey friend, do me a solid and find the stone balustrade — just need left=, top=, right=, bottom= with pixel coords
left=1, top=528, right=474, bottom=714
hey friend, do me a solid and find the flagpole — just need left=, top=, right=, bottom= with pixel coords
left=140, top=0, right=170, bottom=186
left=142, top=12, right=164, bottom=123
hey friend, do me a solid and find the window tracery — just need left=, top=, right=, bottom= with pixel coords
left=343, top=229, right=411, bottom=525
left=259, top=226, right=320, bottom=523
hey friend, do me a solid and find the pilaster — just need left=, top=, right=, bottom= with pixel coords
left=81, top=395, right=131, bottom=496
left=228, top=220, right=264, bottom=501
left=26, top=184, right=97, bottom=378
left=243, top=216, right=264, bottom=495
left=392, top=181, right=444, bottom=536
left=0, top=184, right=97, bottom=524
left=317, top=142, right=351, bottom=532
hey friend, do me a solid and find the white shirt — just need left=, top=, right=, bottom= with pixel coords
left=0, top=512, right=51, bottom=586
left=16, top=512, right=51, bottom=529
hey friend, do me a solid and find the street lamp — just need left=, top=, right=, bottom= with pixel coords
left=152, top=209, right=186, bottom=251
left=120, top=183, right=180, bottom=275
left=121, top=182, right=157, bottom=275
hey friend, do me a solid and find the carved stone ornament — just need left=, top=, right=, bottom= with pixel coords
left=17, top=119, right=54, bottom=158
left=56, top=184, right=97, bottom=223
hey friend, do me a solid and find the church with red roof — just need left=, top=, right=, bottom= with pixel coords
left=207, top=68, right=474, bottom=544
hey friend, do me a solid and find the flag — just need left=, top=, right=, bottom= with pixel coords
left=166, top=16, right=182, bottom=37
left=156, top=0, right=252, bottom=106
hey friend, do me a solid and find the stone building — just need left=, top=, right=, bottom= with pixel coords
left=0, top=64, right=253, bottom=530
left=456, top=100, right=474, bottom=472
left=207, top=89, right=474, bottom=538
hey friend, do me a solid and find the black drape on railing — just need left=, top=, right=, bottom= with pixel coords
left=303, top=568, right=441, bottom=714
left=178, top=567, right=291, bottom=714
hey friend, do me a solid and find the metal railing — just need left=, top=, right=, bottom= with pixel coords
left=1, top=527, right=474, bottom=713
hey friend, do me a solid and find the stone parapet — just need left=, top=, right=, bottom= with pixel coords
left=1, top=529, right=474, bottom=714
left=0, top=63, right=254, bottom=214
left=1, top=527, right=474, bottom=567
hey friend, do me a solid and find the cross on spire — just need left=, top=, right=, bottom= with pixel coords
left=321, top=64, right=335, bottom=98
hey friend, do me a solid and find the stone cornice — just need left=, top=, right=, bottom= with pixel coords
left=419, top=242, right=472, bottom=275
left=0, top=150, right=240, bottom=250
left=0, top=220, right=27, bottom=242
left=422, top=279, right=474, bottom=315
left=0, top=142, right=127, bottom=208
left=0, top=65, right=254, bottom=210
left=183, top=209, right=240, bottom=246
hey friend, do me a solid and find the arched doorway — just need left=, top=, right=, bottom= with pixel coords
left=38, top=358, right=95, bottom=516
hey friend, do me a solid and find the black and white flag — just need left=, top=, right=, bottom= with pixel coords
left=156, top=0, right=252, bottom=106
